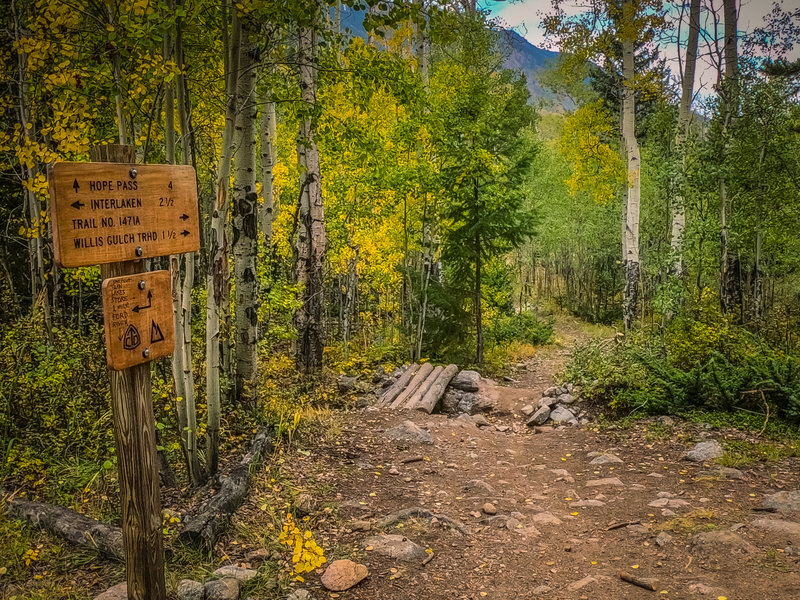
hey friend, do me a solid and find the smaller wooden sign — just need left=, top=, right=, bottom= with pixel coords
left=101, top=271, right=174, bottom=370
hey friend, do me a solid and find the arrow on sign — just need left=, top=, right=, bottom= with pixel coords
left=73, top=179, right=80, bottom=193
left=71, top=200, right=85, bottom=210
left=181, top=230, right=190, bottom=237
left=132, top=290, right=152, bottom=313
left=179, top=214, right=190, bottom=221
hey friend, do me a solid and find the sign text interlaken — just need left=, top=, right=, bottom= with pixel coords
left=48, top=162, right=200, bottom=267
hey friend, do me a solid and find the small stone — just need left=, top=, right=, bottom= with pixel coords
left=348, top=520, right=372, bottom=532
left=685, top=440, right=723, bottom=462
left=763, top=490, right=800, bottom=512
left=338, top=375, right=358, bottom=393
left=531, top=512, right=562, bottom=526
left=586, top=477, right=624, bottom=487
left=589, top=454, right=622, bottom=465
left=570, top=499, right=605, bottom=508
left=715, top=466, right=744, bottom=480
left=657, top=491, right=675, bottom=498
left=655, top=532, right=673, bottom=547
left=177, top=580, right=204, bottom=600
left=472, top=414, right=491, bottom=427
left=566, top=383, right=574, bottom=393
left=205, top=578, right=240, bottom=600
left=657, top=415, right=674, bottom=426
left=287, top=590, right=313, bottom=600
left=483, top=502, right=497, bottom=515
left=531, top=585, right=552, bottom=594
left=464, top=479, right=495, bottom=495
left=362, top=534, right=428, bottom=561
left=385, top=420, right=434, bottom=445
left=648, top=498, right=689, bottom=508
left=527, top=405, right=551, bottom=426
left=95, top=583, right=127, bottom=600
left=539, top=396, right=557, bottom=408
left=751, top=518, right=800, bottom=543
left=661, top=509, right=677, bottom=517
left=320, top=560, right=369, bottom=591
left=557, top=393, right=576, bottom=405
left=450, top=370, right=481, bottom=392
left=505, top=517, right=521, bottom=530
left=543, top=386, right=559, bottom=397
left=496, top=425, right=510, bottom=432
left=388, top=467, right=400, bottom=475
left=550, top=406, right=576, bottom=423
left=688, top=582, right=726, bottom=596
left=550, top=468, right=575, bottom=483
left=244, top=548, right=269, bottom=564
left=567, top=576, right=597, bottom=592
left=521, top=404, right=535, bottom=416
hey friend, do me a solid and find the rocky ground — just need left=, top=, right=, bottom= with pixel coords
left=275, top=320, right=800, bottom=600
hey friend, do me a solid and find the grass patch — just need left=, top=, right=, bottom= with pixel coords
left=718, top=439, right=800, bottom=467
left=644, top=421, right=673, bottom=441
left=656, top=509, right=717, bottom=534
left=763, top=548, right=792, bottom=573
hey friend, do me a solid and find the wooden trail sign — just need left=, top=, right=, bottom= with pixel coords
left=48, top=162, right=199, bottom=267
left=102, top=271, right=175, bottom=370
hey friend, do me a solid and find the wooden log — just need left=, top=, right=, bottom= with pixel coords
left=390, top=362, right=434, bottom=409
left=179, top=427, right=274, bottom=549
left=377, top=364, right=419, bottom=407
left=416, top=364, right=459, bottom=413
left=398, top=365, right=442, bottom=409
left=5, top=496, right=124, bottom=560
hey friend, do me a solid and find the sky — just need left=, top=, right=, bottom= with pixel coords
left=482, top=0, right=800, bottom=98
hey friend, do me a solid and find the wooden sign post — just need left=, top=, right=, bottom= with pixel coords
left=48, top=144, right=200, bottom=600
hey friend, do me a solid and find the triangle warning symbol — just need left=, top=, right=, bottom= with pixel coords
left=150, top=320, right=165, bottom=344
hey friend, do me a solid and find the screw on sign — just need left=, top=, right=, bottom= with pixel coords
left=47, top=145, right=200, bottom=600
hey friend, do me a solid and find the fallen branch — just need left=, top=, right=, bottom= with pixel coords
left=179, top=427, right=275, bottom=549
left=375, top=506, right=467, bottom=536
left=422, top=551, right=435, bottom=566
left=606, top=520, right=641, bottom=531
left=619, top=571, right=656, bottom=591
left=4, top=494, right=124, bottom=560
left=401, top=455, right=424, bottom=464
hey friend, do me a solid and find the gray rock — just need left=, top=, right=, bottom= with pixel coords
left=450, top=370, right=481, bottom=392
left=213, top=565, right=257, bottom=582
left=648, top=498, right=690, bottom=508
left=655, top=532, right=673, bottom=547
left=527, top=405, right=550, bottom=426
left=589, top=453, right=623, bottom=465
left=362, top=534, right=428, bottom=561
left=472, top=414, right=491, bottom=427
left=531, top=511, right=562, bottom=526
left=177, top=580, right=205, bottom=600
left=549, top=406, right=575, bottom=423
left=205, top=578, right=240, bottom=600
left=539, top=396, right=557, bottom=408
left=751, top=518, right=800, bottom=543
left=566, top=383, right=574, bottom=393
left=95, top=583, right=127, bottom=600
left=715, top=466, right=744, bottom=480
left=685, top=440, right=723, bottom=462
left=557, top=393, right=576, bottom=405
left=691, top=530, right=758, bottom=559
left=520, top=404, right=535, bottom=416
left=464, top=479, right=495, bottom=495
left=384, top=420, right=434, bottom=445
left=688, top=582, right=727, bottom=596
left=531, top=585, right=552, bottom=595
left=657, top=416, right=674, bottom=426
left=543, top=386, right=559, bottom=397
left=657, top=491, right=675, bottom=498
left=441, top=389, right=463, bottom=413
left=569, top=499, right=605, bottom=508
left=287, top=590, right=313, bottom=600
left=763, top=490, right=800, bottom=512
left=338, top=375, right=358, bottom=393
left=567, top=576, right=597, bottom=592
left=586, top=477, right=624, bottom=487
left=458, top=393, right=493, bottom=415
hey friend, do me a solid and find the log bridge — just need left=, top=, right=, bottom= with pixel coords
left=377, top=363, right=459, bottom=413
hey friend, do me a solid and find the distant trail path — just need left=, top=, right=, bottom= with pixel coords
left=280, top=316, right=800, bottom=599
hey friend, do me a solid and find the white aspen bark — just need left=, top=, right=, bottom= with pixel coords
left=294, top=23, right=326, bottom=372
left=206, top=6, right=242, bottom=475
left=720, top=0, right=738, bottom=315
left=621, top=0, right=640, bottom=332
left=175, top=0, right=201, bottom=485
left=259, top=88, right=277, bottom=245
left=233, top=26, right=259, bottom=403
left=670, top=0, right=700, bottom=276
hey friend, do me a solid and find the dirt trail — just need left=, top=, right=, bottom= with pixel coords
left=279, top=318, right=800, bottom=599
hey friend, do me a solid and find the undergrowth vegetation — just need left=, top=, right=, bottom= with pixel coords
left=564, top=289, right=800, bottom=422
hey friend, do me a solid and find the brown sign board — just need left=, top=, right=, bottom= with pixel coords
left=48, top=162, right=200, bottom=267
left=102, top=270, right=174, bottom=370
